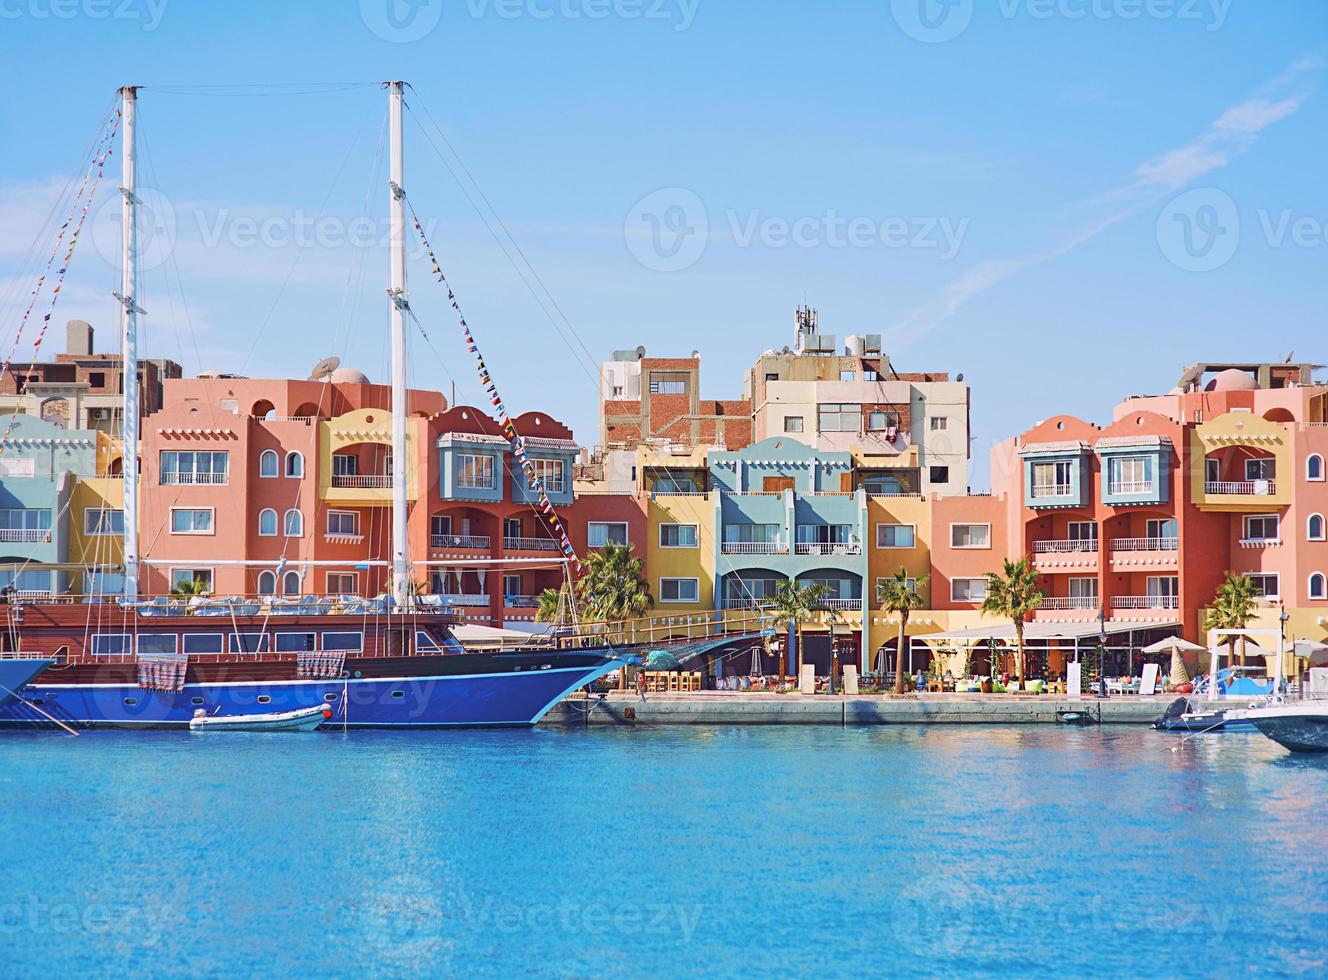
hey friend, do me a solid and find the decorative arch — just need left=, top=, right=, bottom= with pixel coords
left=259, top=449, right=279, bottom=478
left=292, top=402, right=321, bottom=419
left=257, top=571, right=276, bottom=595
left=1263, top=407, right=1296, bottom=424
left=252, top=400, right=276, bottom=419
left=258, top=508, right=278, bottom=536
left=284, top=509, right=303, bottom=537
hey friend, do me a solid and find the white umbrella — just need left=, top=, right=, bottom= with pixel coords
left=1143, top=635, right=1206, bottom=686
left=1294, top=639, right=1328, bottom=667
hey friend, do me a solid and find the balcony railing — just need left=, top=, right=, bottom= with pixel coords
left=1108, top=481, right=1153, bottom=495
left=1206, top=480, right=1276, bottom=495
left=723, top=597, right=773, bottom=610
left=1032, top=539, right=1098, bottom=554
left=1112, top=595, right=1179, bottom=610
left=1111, top=537, right=1179, bottom=552
left=817, top=598, right=864, bottom=611
left=794, top=542, right=862, bottom=556
left=1039, top=596, right=1099, bottom=611
left=331, top=474, right=392, bottom=489
left=503, top=595, right=539, bottom=608
left=0, top=529, right=51, bottom=543
left=1031, top=483, right=1072, bottom=498
left=504, top=536, right=559, bottom=552
left=439, top=594, right=491, bottom=607
left=432, top=534, right=491, bottom=550
left=720, top=541, right=789, bottom=555
left=160, top=472, right=228, bottom=485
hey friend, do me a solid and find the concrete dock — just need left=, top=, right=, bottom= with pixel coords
left=543, top=693, right=1166, bottom=726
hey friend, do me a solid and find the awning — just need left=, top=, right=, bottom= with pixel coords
left=917, top=620, right=1181, bottom=645
left=453, top=624, right=555, bottom=646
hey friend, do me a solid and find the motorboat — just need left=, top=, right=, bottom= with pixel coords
left=189, top=705, right=333, bottom=732
left=1245, top=702, right=1328, bottom=753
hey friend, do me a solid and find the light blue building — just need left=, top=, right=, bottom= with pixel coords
left=0, top=414, right=103, bottom=595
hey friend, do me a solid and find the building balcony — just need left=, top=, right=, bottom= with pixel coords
left=1031, top=483, right=1073, bottom=499
left=720, top=542, right=789, bottom=556
left=332, top=474, right=392, bottom=489
left=794, top=542, right=861, bottom=556
left=1112, top=595, right=1179, bottom=609
left=1206, top=480, right=1276, bottom=496
left=503, top=595, right=540, bottom=609
left=1031, top=539, right=1098, bottom=572
left=722, top=597, right=768, bottom=610
left=1032, top=539, right=1098, bottom=554
left=819, top=597, right=864, bottom=611
left=1034, top=596, right=1100, bottom=621
left=432, top=534, right=492, bottom=551
left=504, top=536, right=560, bottom=553
left=440, top=594, right=491, bottom=607
left=0, top=529, right=52, bottom=543
left=1111, top=537, right=1178, bottom=552
left=160, top=472, right=228, bottom=486
left=1108, top=537, right=1179, bottom=571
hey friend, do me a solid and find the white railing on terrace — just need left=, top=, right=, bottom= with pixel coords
left=723, top=490, right=786, bottom=497
left=504, top=595, right=539, bottom=608
left=432, top=534, right=492, bottom=550
left=1039, top=596, right=1098, bottom=611
left=504, top=536, right=560, bottom=552
left=720, top=541, right=788, bottom=555
left=650, top=489, right=707, bottom=497
left=331, top=474, right=392, bottom=489
left=160, top=472, right=228, bottom=485
left=252, top=415, right=316, bottom=424
left=1305, top=422, right=1328, bottom=428
left=808, top=491, right=855, bottom=497
left=1206, top=480, right=1276, bottom=495
left=866, top=492, right=923, bottom=499
left=1112, top=595, right=1180, bottom=610
left=819, top=598, right=864, bottom=611
left=0, top=529, right=51, bottom=543
left=722, top=597, right=769, bottom=610
left=440, top=594, right=491, bottom=606
left=1111, top=537, right=1179, bottom=552
left=1031, top=483, right=1073, bottom=498
left=13, top=590, right=54, bottom=602
left=1032, top=539, right=1098, bottom=554
left=794, top=542, right=862, bottom=555
left=1108, top=481, right=1152, bottom=495
left=1239, top=537, right=1281, bottom=547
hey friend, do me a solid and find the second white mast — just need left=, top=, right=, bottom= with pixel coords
left=118, top=85, right=141, bottom=601
left=388, top=81, right=410, bottom=605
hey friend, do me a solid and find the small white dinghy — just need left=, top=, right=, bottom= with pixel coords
left=189, top=705, right=333, bottom=732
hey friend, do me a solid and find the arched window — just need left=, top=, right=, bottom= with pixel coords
left=1310, top=514, right=1325, bottom=542
left=258, top=508, right=278, bottom=536
left=259, top=450, right=278, bottom=478
left=1309, top=454, right=1325, bottom=482
left=282, top=571, right=302, bottom=596
left=257, top=571, right=276, bottom=596
left=1310, top=573, right=1327, bottom=601
left=285, top=451, right=304, bottom=478
left=284, top=509, right=303, bottom=537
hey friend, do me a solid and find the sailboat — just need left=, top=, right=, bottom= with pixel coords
left=0, top=83, right=625, bottom=729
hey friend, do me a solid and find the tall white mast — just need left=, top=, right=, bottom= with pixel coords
left=117, top=85, right=142, bottom=600
left=388, top=81, right=409, bottom=606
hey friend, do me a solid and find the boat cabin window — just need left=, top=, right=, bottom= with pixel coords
left=321, top=631, right=363, bottom=652
left=91, top=633, right=132, bottom=656
left=137, top=634, right=178, bottom=655
left=417, top=630, right=463, bottom=654
left=182, top=633, right=224, bottom=655
left=230, top=633, right=271, bottom=654
left=275, top=632, right=317, bottom=653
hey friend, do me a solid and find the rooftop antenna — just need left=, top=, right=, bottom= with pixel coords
left=308, top=355, right=341, bottom=381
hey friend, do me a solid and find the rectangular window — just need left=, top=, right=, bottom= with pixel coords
left=322, top=631, right=364, bottom=652
left=764, top=373, right=779, bottom=383
left=1146, top=518, right=1178, bottom=542
left=875, top=576, right=918, bottom=597
left=1206, top=458, right=1221, bottom=485
left=503, top=575, right=522, bottom=598
left=332, top=453, right=358, bottom=477
left=532, top=458, right=565, bottom=494
left=867, top=411, right=900, bottom=432
left=230, top=633, right=271, bottom=654
left=929, top=465, right=950, bottom=484
left=274, top=632, right=317, bottom=653
left=170, top=569, right=213, bottom=594
left=783, top=416, right=804, bottom=433
left=90, top=633, right=132, bottom=656
left=159, top=450, right=228, bottom=485
left=648, top=377, right=687, bottom=395
left=1108, top=456, right=1150, bottom=493
left=170, top=508, right=214, bottom=535
left=504, top=517, right=522, bottom=539
left=1031, top=460, right=1072, bottom=497
left=1248, top=574, right=1279, bottom=599
left=951, top=524, right=990, bottom=549
left=327, top=572, right=359, bottom=595
left=1068, top=577, right=1099, bottom=600
left=84, top=509, right=124, bottom=535
left=1244, top=514, right=1280, bottom=542
left=1245, top=458, right=1276, bottom=481
left=659, top=523, right=699, bottom=548
left=0, top=509, right=52, bottom=531
left=951, top=578, right=987, bottom=603
left=1067, top=521, right=1098, bottom=544
left=723, top=524, right=781, bottom=544
left=876, top=524, right=916, bottom=549
left=863, top=368, right=880, bottom=381
left=137, top=634, right=178, bottom=655
left=456, top=454, right=496, bottom=490
left=1146, top=576, right=1180, bottom=600
left=817, top=403, right=861, bottom=433
left=839, top=370, right=856, bottom=382
left=587, top=522, right=628, bottom=548
left=326, top=511, right=360, bottom=536
left=660, top=577, right=700, bottom=603
left=930, top=417, right=948, bottom=431
left=182, top=633, right=224, bottom=655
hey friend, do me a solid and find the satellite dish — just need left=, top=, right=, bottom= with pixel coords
left=309, top=356, right=341, bottom=381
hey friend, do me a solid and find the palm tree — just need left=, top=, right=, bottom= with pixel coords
left=1204, top=571, right=1259, bottom=667
left=170, top=575, right=210, bottom=599
left=576, top=542, right=653, bottom=632
left=766, top=580, right=829, bottom=685
left=535, top=586, right=570, bottom=624
left=877, top=568, right=929, bottom=694
left=980, top=557, right=1044, bottom=687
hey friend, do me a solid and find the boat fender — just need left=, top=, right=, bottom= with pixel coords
left=321, top=706, right=333, bottom=720
left=193, top=708, right=206, bottom=719
left=624, top=706, right=636, bottom=721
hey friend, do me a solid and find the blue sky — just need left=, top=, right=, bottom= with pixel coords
left=1, top=0, right=1325, bottom=488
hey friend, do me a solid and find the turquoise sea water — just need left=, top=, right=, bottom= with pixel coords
left=1, top=725, right=1326, bottom=978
